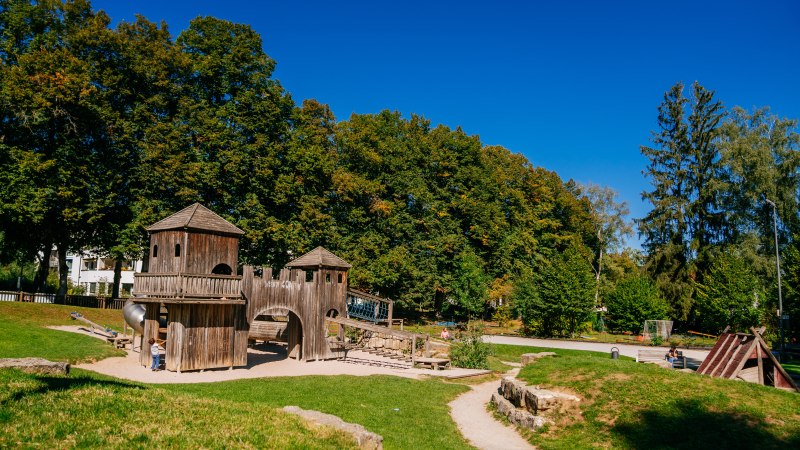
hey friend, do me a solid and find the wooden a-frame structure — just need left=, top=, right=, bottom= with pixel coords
left=697, top=327, right=799, bottom=392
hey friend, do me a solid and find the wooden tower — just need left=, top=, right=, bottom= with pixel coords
left=133, top=203, right=249, bottom=372
left=242, top=247, right=351, bottom=361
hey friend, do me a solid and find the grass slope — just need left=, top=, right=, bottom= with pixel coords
left=509, top=346, right=800, bottom=450
left=0, top=302, right=471, bottom=449
left=0, top=302, right=125, bottom=363
left=0, top=369, right=357, bottom=449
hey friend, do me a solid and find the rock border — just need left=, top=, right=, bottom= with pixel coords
left=282, top=405, right=383, bottom=450
left=0, top=358, right=70, bottom=376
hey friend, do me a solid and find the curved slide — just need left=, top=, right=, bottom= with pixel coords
left=122, top=300, right=146, bottom=334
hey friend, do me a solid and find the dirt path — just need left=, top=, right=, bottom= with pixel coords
left=448, top=368, right=534, bottom=450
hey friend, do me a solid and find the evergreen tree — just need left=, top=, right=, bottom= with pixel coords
left=639, top=81, right=725, bottom=321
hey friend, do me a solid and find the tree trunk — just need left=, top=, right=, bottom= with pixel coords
left=594, top=249, right=603, bottom=306
left=57, top=245, right=68, bottom=300
left=33, top=241, right=52, bottom=292
left=112, top=259, right=122, bottom=299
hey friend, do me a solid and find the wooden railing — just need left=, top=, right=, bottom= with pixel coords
left=133, top=273, right=242, bottom=299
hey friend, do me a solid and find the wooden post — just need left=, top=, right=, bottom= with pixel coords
left=411, top=335, right=416, bottom=367
left=387, top=301, right=393, bottom=330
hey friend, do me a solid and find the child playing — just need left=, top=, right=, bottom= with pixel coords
left=149, top=338, right=161, bottom=371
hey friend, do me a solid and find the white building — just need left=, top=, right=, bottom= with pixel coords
left=65, top=253, right=143, bottom=296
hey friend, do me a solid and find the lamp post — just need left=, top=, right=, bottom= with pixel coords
left=765, top=198, right=785, bottom=359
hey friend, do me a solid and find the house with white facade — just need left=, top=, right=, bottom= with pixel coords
left=65, top=253, right=143, bottom=296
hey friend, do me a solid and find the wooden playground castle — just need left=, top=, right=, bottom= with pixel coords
left=132, top=203, right=429, bottom=372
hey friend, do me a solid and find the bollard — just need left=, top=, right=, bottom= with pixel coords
left=610, top=347, right=619, bottom=359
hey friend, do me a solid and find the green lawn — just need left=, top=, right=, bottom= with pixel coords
left=0, top=302, right=471, bottom=449
left=0, top=302, right=126, bottom=363
left=504, top=346, right=800, bottom=450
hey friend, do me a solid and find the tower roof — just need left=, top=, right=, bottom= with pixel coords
left=146, top=203, right=245, bottom=236
left=285, top=246, right=352, bottom=270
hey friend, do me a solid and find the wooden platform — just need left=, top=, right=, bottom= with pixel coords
left=414, top=357, right=451, bottom=370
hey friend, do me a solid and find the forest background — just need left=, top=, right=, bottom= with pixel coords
left=1, top=0, right=799, bottom=342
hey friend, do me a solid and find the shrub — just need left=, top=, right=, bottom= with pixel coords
left=605, top=275, right=669, bottom=333
left=449, top=322, right=492, bottom=369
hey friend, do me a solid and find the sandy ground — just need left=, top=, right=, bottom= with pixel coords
left=449, top=368, right=535, bottom=450
left=49, top=325, right=487, bottom=384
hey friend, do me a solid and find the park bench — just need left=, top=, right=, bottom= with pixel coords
left=637, top=349, right=685, bottom=369
left=414, top=357, right=451, bottom=370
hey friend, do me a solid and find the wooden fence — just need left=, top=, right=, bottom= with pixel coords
left=0, top=291, right=126, bottom=310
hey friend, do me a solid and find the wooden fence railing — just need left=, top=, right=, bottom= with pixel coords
left=0, top=291, right=126, bottom=310
left=133, top=273, right=242, bottom=299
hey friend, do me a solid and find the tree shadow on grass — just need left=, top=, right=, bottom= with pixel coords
left=2, top=369, right=144, bottom=404
left=612, top=398, right=800, bottom=450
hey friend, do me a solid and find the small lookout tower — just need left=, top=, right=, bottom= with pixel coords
left=133, top=203, right=249, bottom=372
left=242, top=246, right=351, bottom=361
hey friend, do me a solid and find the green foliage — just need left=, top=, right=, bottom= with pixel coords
left=449, top=322, right=492, bottom=369
left=515, top=247, right=595, bottom=337
left=605, top=276, right=669, bottom=333
left=694, top=250, right=764, bottom=334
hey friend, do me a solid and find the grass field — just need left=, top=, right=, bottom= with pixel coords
left=0, top=302, right=471, bottom=449
left=505, top=346, right=800, bottom=450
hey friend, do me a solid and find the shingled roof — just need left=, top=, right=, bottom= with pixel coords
left=285, top=246, right=352, bottom=270
left=146, top=203, right=244, bottom=236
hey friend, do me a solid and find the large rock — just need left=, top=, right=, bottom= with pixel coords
left=500, top=376, right=534, bottom=408
left=283, top=406, right=383, bottom=450
left=491, top=393, right=550, bottom=431
left=523, top=388, right=580, bottom=414
left=520, top=352, right=557, bottom=365
left=0, top=358, right=70, bottom=375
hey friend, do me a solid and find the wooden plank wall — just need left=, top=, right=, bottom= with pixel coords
left=242, top=265, right=348, bottom=361
left=140, top=304, right=161, bottom=367
left=165, top=304, right=248, bottom=372
left=148, top=231, right=239, bottom=275
left=185, top=233, right=238, bottom=274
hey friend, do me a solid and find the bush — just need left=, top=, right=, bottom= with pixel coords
left=449, top=322, right=492, bottom=369
left=605, top=275, right=669, bottom=333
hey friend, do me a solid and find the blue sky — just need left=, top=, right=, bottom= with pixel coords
left=92, top=1, right=800, bottom=247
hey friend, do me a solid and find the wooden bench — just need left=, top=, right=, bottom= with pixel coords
left=637, top=349, right=685, bottom=369
left=414, top=357, right=451, bottom=370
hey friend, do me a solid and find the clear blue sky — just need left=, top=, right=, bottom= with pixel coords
left=92, top=0, right=800, bottom=247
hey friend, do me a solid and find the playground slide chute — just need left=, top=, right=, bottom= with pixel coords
left=122, top=300, right=145, bottom=334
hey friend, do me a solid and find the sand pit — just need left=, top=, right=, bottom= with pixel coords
left=49, top=325, right=486, bottom=384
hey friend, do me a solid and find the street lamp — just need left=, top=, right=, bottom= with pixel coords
left=765, top=198, right=785, bottom=359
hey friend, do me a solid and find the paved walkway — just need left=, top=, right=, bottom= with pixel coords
left=449, top=368, right=534, bottom=450
left=484, top=335, right=710, bottom=368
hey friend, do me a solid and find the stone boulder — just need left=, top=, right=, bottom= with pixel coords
left=523, top=387, right=580, bottom=414
left=0, top=358, right=70, bottom=375
left=500, top=376, right=535, bottom=408
left=491, top=393, right=551, bottom=431
left=283, top=406, right=383, bottom=450
left=520, top=352, right=557, bottom=365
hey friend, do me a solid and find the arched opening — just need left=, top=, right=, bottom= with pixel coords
left=152, top=245, right=158, bottom=258
left=212, top=263, right=233, bottom=275
left=249, top=307, right=304, bottom=362
left=174, top=243, right=181, bottom=257
left=326, top=309, right=339, bottom=318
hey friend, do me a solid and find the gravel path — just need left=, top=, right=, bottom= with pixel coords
left=448, top=368, right=534, bottom=450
